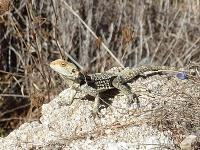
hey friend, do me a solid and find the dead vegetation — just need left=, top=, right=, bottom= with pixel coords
left=0, top=0, right=199, bottom=145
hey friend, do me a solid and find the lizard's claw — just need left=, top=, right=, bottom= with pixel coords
left=91, top=111, right=102, bottom=119
left=127, top=93, right=140, bottom=108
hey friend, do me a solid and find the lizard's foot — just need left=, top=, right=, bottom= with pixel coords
left=58, top=98, right=74, bottom=106
left=91, top=110, right=102, bottom=118
left=91, top=96, right=106, bottom=118
left=127, top=93, right=140, bottom=108
left=57, top=90, right=76, bottom=106
left=91, top=104, right=105, bottom=118
left=64, top=89, right=77, bottom=105
left=92, top=105, right=100, bottom=114
left=92, top=95, right=100, bottom=113
left=66, top=98, right=74, bottom=105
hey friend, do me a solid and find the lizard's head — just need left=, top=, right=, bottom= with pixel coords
left=50, top=59, right=79, bottom=80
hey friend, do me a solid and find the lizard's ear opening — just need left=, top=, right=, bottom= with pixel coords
left=68, top=62, right=79, bottom=70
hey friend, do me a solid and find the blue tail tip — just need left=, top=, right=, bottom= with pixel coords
left=176, top=71, right=188, bottom=80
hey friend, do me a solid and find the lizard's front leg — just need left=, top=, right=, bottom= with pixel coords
left=57, top=87, right=77, bottom=107
left=67, top=87, right=77, bottom=105
left=80, top=84, right=100, bottom=113
left=112, top=76, right=139, bottom=107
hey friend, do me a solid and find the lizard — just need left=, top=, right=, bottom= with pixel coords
left=50, top=59, right=186, bottom=113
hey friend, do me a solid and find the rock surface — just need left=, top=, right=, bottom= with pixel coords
left=0, top=73, right=199, bottom=150
left=180, top=135, right=197, bottom=150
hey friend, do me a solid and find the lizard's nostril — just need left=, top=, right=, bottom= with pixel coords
left=61, top=63, right=66, bottom=67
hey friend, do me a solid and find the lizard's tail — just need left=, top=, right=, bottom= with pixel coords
left=141, top=66, right=183, bottom=72
left=121, top=66, right=184, bottom=82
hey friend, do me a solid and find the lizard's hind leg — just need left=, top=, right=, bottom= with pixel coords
left=80, top=84, right=101, bottom=113
left=112, top=76, right=139, bottom=107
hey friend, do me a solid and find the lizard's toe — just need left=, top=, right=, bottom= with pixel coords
left=127, top=94, right=140, bottom=108
left=91, top=110, right=103, bottom=118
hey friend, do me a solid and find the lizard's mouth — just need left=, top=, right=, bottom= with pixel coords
left=66, top=76, right=76, bottom=80
left=64, top=76, right=81, bottom=84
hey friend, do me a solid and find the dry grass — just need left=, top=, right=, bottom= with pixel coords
left=0, top=0, right=200, bottom=137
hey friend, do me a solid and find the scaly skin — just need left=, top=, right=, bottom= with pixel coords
left=50, top=59, right=184, bottom=113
